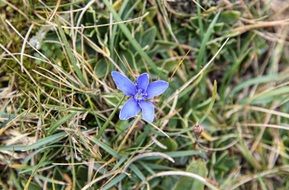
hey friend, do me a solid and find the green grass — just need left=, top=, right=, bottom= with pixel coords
left=1, top=0, right=289, bottom=189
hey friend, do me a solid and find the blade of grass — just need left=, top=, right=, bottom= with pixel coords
left=56, top=21, right=86, bottom=86
left=48, top=112, right=77, bottom=135
left=199, top=80, right=217, bottom=123
left=0, top=132, right=67, bottom=151
left=90, top=138, right=120, bottom=159
left=139, top=171, right=219, bottom=190
left=102, top=173, right=126, bottom=190
left=164, top=150, right=206, bottom=159
left=242, top=86, right=289, bottom=104
left=102, top=0, right=165, bottom=78
left=197, top=11, right=220, bottom=69
left=165, top=38, right=229, bottom=105
left=129, top=164, right=146, bottom=181
left=231, top=74, right=285, bottom=96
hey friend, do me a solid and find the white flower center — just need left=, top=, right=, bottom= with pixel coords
left=134, top=89, right=147, bottom=101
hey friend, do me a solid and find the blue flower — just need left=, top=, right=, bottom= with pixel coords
left=111, top=71, right=169, bottom=122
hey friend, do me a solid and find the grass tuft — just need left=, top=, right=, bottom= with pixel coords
left=1, top=0, right=289, bottom=189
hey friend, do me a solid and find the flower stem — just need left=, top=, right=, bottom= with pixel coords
left=117, top=116, right=140, bottom=152
left=96, top=95, right=125, bottom=138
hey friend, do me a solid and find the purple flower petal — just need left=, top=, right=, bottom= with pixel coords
left=146, top=80, right=169, bottom=99
left=111, top=71, right=136, bottom=96
left=119, top=97, right=140, bottom=120
left=139, top=101, right=155, bottom=122
left=136, top=73, right=149, bottom=91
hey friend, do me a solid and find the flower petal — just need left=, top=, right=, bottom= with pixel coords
left=119, top=97, right=140, bottom=120
left=139, top=101, right=155, bottom=122
left=146, top=80, right=169, bottom=99
left=136, top=73, right=149, bottom=91
left=111, top=71, right=136, bottom=96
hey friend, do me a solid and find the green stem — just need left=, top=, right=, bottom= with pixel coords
left=97, top=96, right=125, bottom=138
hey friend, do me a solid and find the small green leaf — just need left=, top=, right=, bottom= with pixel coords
left=173, top=159, right=208, bottom=190
left=140, top=27, right=157, bottom=48
left=94, top=58, right=109, bottom=78
left=159, top=138, right=178, bottom=151
left=219, top=11, right=241, bottom=25
left=115, top=120, right=130, bottom=134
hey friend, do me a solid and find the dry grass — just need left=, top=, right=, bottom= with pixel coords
left=1, top=0, right=289, bottom=189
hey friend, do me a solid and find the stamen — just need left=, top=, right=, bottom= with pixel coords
left=134, top=89, right=147, bottom=101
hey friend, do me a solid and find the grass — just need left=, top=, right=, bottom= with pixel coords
left=1, top=0, right=289, bottom=189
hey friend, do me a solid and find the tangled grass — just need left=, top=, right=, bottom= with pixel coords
left=1, top=0, right=289, bottom=189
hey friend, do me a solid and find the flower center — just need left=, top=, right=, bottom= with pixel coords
left=134, top=89, right=147, bottom=101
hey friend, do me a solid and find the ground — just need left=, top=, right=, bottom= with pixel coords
left=0, top=0, right=289, bottom=189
